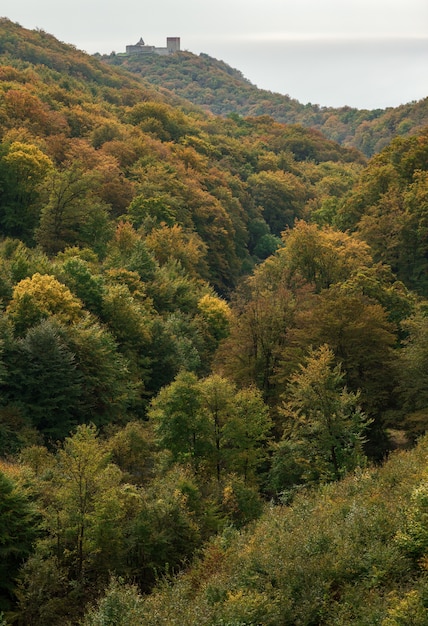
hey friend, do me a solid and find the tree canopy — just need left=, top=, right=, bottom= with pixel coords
left=0, top=17, right=427, bottom=625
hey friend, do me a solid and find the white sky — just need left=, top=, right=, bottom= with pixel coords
left=1, top=0, right=427, bottom=108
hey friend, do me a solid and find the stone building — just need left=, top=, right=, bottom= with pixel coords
left=126, top=37, right=180, bottom=56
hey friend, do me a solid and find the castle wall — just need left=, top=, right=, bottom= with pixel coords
left=126, top=37, right=180, bottom=56
left=126, top=44, right=156, bottom=54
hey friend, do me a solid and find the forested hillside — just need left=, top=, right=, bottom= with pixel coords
left=84, top=436, right=428, bottom=625
left=103, top=50, right=428, bottom=156
left=0, top=17, right=427, bottom=625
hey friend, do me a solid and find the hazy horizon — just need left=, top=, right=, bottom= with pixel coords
left=194, top=36, right=428, bottom=109
left=1, top=0, right=427, bottom=110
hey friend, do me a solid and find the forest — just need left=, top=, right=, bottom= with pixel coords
left=103, top=49, right=428, bottom=157
left=0, top=17, right=427, bottom=625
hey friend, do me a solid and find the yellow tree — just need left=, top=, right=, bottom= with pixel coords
left=7, top=272, right=83, bottom=334
left=195, top=293, right=231, bottom=369
left=145, top=224, right=209, bottom=279
left=277, top=220, right=373, bottom=292
left=0, top=141, right=53, bottom=241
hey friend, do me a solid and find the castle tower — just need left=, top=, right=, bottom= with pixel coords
left=166, top=37, right=180, bottom=53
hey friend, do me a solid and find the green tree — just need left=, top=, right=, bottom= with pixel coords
left=146, top=259, right=204, bottom=315
left=59, top=256, right=105, bottom=317
left=339, top=130, right=428, bottom=297
left=247, top=170, right=307, bottom=235
left=100, top=281, right=153, bottom=393
left=45, top=424, right=133, bottom=580
left=128, top=192, right=177, bottom=229
left=126, top=465, right=203, bottom=588
left=396, top=308, right=428, bottom=439
left=0, top=141, right=53, bottom=242
left=3, top=319, right=82, bottom=439
left=108, top=421, right=155, bottom=485
left=82, top=577, right=145, bottom=626
left=142, top=314, right=200, bottom=397
left=149, top=370, right=210, bottom=470
left=0, top=470, right=39, bottom=612
left=105, top=222, right=157, bottom=283
left=382, top=590, right=428, bottom=626
left=198, top=375, right=272, bottom=486
left=150, top=372, right=272, bottom=486
left=221, top=386, right=272, bottom=484
left=36, top=164, right=112, bottom=255
left=0, top=239, right=51, bottom=285
left=288, top=288, right=398, bottom=424
left=271, top=345, right=368, bottom=490
left=400, top=170, right=428, bottom=295
left=66, top=318, right=137, bottom=426
left=396, top=476, right=428, bottom=566
left=199, top=374, right=237, bottom=485
left=16, top=427, right=142, bottom=624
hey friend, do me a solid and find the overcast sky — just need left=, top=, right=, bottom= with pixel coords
left=1, top=0, right=427, bottom=108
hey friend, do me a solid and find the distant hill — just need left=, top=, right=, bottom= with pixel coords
left=102, top=50, right=428, bottom=156
left=0, top=17, right=364, bottom=294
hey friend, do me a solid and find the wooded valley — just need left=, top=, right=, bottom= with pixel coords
left=0, top=18, right=427, bottom=624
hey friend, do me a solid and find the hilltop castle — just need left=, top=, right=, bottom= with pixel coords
left=126, top=37, right=180, bottom=56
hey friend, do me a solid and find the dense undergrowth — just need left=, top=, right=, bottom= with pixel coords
left=95, top=435, right=428, bottom=625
